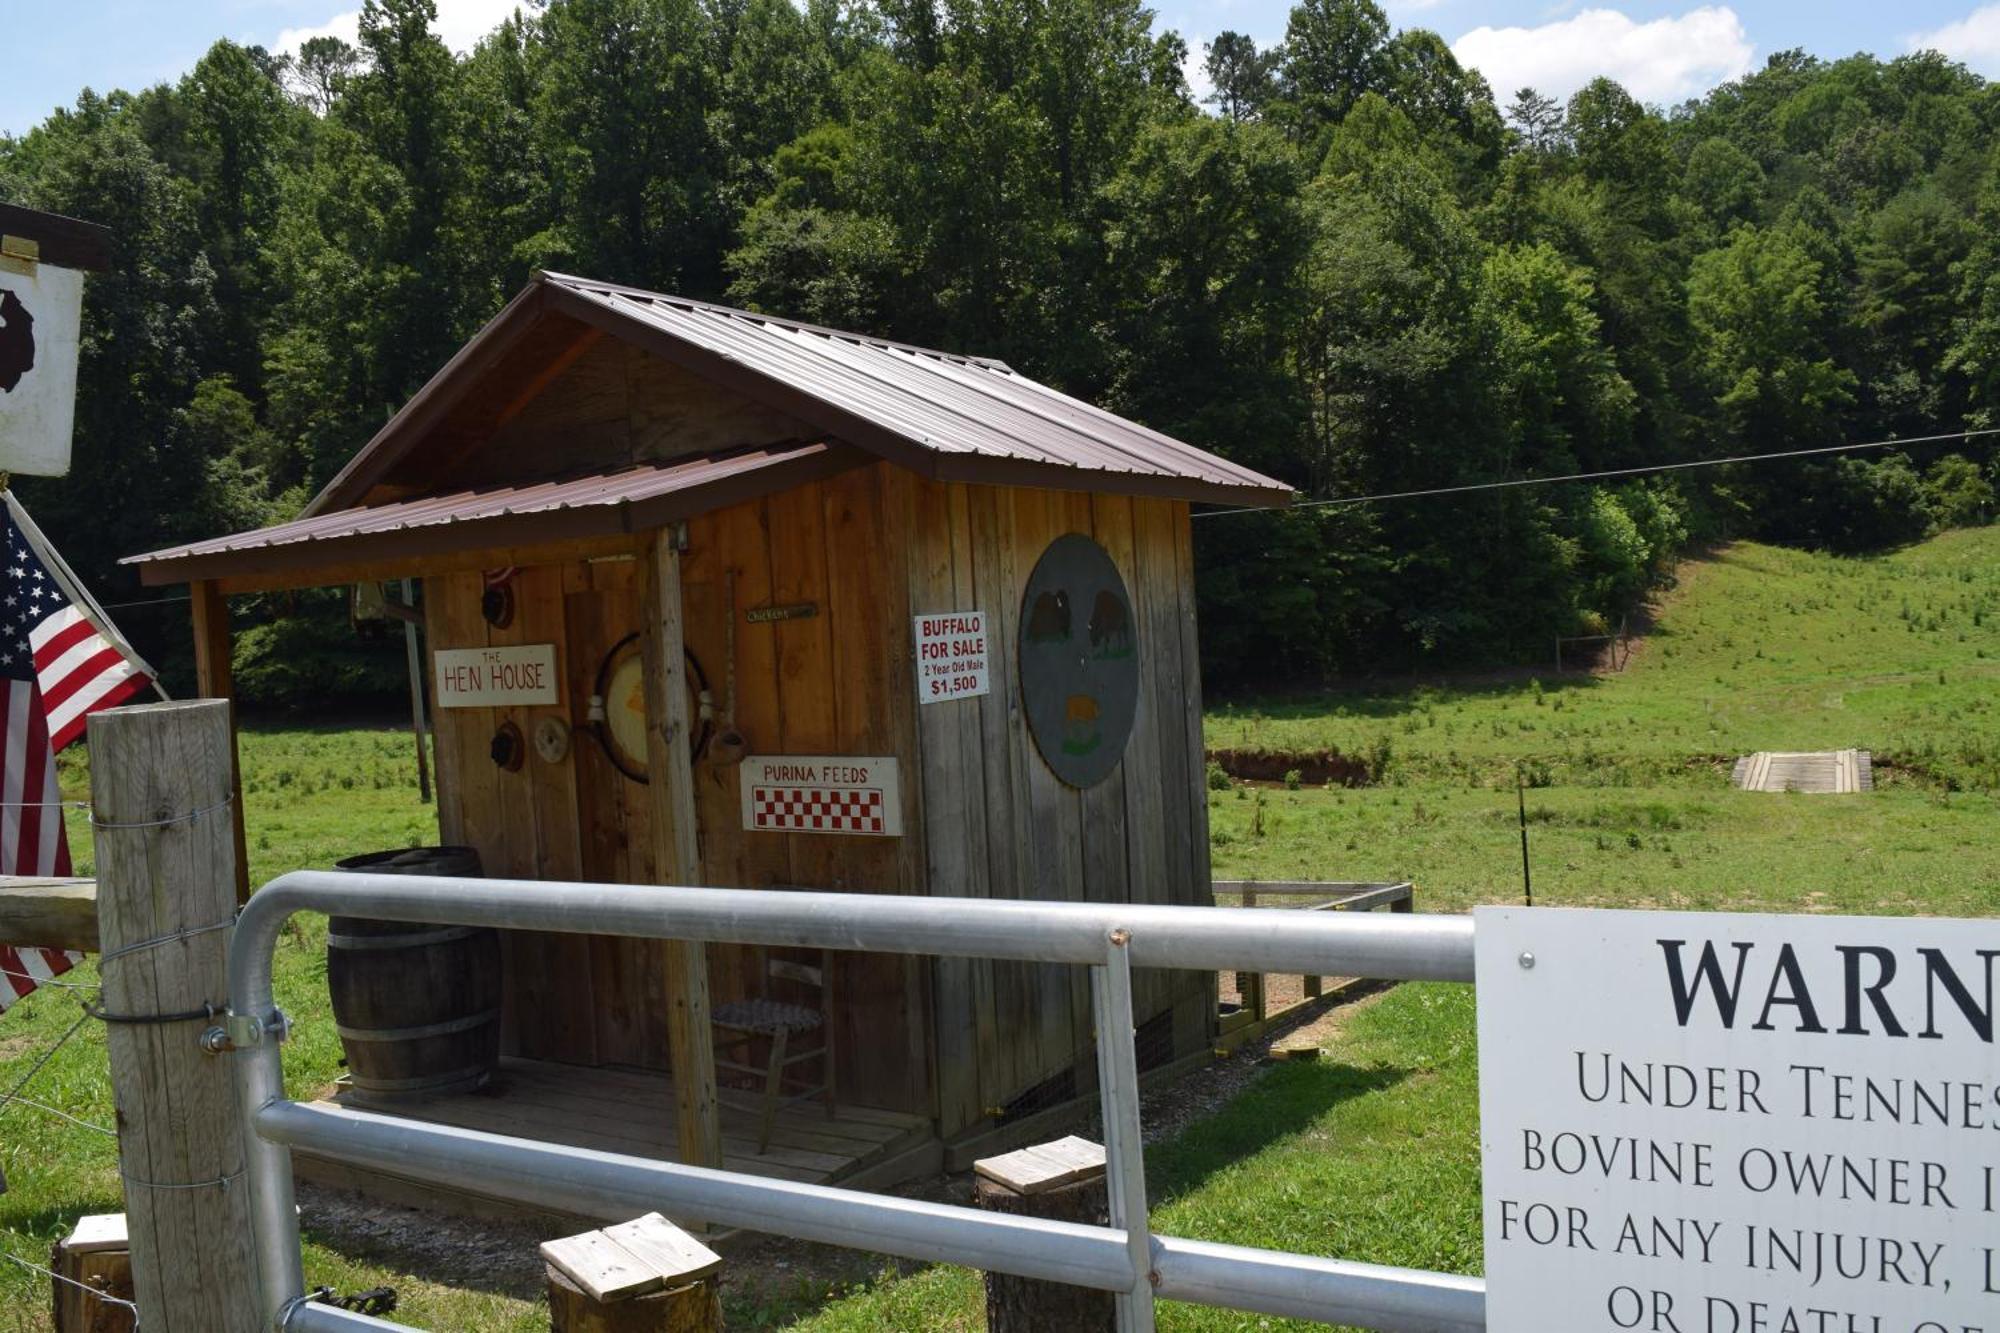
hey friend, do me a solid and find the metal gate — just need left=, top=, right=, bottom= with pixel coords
left=223, top=871, right=1485, bottom=1332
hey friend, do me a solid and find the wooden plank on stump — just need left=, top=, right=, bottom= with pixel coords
left=601, top=1214, right=723, bottom=1287
left=973, top=1134, right=1106, bottom=1195
left=974, top=1137, right=1114, bottom=1333
left=51, top=1213, right=134, bottom=1333
left=89, top=699, right=257, bottom=1332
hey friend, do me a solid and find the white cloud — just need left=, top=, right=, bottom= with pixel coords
left=276, top=0, right=524, bottom=57
left=1182, top=34, right=1216, bottom=106
left=1907, top=4, right=2000, bottom=75
left=1451, top=6, right=1755, bottom=107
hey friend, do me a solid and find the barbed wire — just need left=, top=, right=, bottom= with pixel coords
left=2, top=1249, right=142, bottom=1327
left=0, top=1008, right=116, bottom=1139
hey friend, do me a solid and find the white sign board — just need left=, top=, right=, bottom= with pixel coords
left=0, top=263, right=84, bottom=476
left=1477, top=906, right=2000, bottom=1333
left=914, top=610, right=990, bottom=705
left=741, top=755, right=902, bottom=837
left=433, top=644, right=559, bottom=707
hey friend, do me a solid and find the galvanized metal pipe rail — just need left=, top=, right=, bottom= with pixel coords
left=225, top=870, right=1481, bottom=1332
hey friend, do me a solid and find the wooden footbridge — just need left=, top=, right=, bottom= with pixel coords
left=1730, top=748, right=1873, bottom=794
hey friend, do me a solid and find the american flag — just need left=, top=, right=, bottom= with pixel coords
left=0, top=492, right=154, bottom=1012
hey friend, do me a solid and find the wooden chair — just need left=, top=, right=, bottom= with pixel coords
left=710, top=950, right=834, bottom=1153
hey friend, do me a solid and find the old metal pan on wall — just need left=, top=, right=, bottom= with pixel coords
left=1019, top=533, right=1139, bottom=788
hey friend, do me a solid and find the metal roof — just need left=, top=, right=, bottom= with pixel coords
left=537, top=273, right=1294, bottom=507
left=125, top=441, right=861, bottom=586
left=126, top=273, right=1294, bottom=587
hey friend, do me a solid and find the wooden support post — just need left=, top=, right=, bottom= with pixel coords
left=89, top=699, right=257, bottom=1332
left=188, top=581, right=250, bottom=904
left=973, top=1137, right=1114, bottom=1332
left=1236, top=887, right=1266, bottom=1021
left=542, top=1212, right=723, bottom=1332
left=639, top=532, right=723, bottom=1180
left=401, top=577, right=431, bottom=803
left=50, top=1214, right=135, bottom=1333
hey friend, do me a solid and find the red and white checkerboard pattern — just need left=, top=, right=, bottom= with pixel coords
left=750, top=785, right=887, bottom=835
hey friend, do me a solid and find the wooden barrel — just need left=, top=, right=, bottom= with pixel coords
left=327, top=847, right=502, bottom=1104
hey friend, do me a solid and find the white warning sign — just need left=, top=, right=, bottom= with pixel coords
left=914, top=610, right=990, bottom=705
left=741, top=755, right=903, bottom=837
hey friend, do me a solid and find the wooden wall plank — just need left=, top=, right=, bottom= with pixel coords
left=818, top=470, right=915, bottom=1110
left=511, top=565, right=596, bottom=1066
left=908, top=473, right=987, bottom=1134
left=1169, top=500, right=1216, bottom=1055
left=1010, top=488, right=1083, bottom=1097
left=419, top=577, right=465, bottom=847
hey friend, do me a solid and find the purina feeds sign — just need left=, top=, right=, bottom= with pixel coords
left=1477, top=907, right=2000, bottom=1333
left=741, top=755, right=902, bottom=837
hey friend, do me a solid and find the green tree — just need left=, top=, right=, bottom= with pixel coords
left=1688, top=223, right=1856, bottom=447
left=1278, top=0, right=1389, bottom=144
left=1204, top=32, right=1280, bottom=123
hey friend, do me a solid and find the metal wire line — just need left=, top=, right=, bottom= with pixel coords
left=3, top=1250, right=143, bottom=1325
left=1192, top=425, right=2000, bottom=518
left=0, top=1008, right=116, bottom=1138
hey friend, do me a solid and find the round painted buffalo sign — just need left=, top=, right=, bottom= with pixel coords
left=1018, top=533, right=1139, bottom=788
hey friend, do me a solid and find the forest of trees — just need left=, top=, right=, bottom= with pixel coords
left=3, top=0, right=1998, bottom=701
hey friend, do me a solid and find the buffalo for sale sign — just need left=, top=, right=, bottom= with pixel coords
left=914, top=610, right=989, bottom=704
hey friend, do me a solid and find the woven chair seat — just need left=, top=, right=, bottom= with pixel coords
left=712, top=998, right=823, bottom=1035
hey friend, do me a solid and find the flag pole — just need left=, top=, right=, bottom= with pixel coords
left=0, top=485, right=168, bottom=699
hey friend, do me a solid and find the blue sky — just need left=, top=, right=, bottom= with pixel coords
left=8, top=1, right=2000, bottom=137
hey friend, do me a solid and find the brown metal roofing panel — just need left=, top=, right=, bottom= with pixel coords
left=547, top=277, right=1293, bottom=498
left=126, top=442, right=839, bottom=567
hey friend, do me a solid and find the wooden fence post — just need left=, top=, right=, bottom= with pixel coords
left=90, top=698, right=258, bottom=1331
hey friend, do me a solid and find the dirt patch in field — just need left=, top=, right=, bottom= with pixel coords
left=1206, top=747, right=1374, bottom=786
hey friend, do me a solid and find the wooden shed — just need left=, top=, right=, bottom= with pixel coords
left=125, top=272, right=1293, bottom=1210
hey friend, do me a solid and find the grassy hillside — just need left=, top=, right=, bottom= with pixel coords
left=1208, top=530, right=2000, bottom=791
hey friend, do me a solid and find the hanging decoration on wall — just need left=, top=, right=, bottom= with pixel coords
left=1018, top=533, right=1139, bottom=789
left=532, top=715, right=571, bottom=764
left=480, top=567, right=517, bottom=628
left=489, top=719, right=526, bottom=771
left=585, top=633, right=715, bottom=783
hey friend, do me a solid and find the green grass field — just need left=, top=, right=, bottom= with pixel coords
left=3, top=530, right=1997, bottom=1329
left=1208, top=530, right=2000, bottom=791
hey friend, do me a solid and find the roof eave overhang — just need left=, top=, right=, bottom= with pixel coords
left=925, top=453, right=1294, bottom=509
left=130, top=442, right=872, bottom=592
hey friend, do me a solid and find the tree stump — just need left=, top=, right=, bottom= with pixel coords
left=51, top=1213, right=135, bottom=1333
left=542, top=1212, right=723, bottom=1332
left=973, top=1136, right=1115, bottom=1332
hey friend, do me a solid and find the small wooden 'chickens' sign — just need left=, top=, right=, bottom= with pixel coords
left=1018, top=533, right=1138, bottom=788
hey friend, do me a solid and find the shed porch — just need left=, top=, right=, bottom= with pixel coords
left=294, top=1056, right=939, bottom=1227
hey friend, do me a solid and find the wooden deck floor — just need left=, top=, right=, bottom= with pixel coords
left=294, top=1057, right=940, bottom=1226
